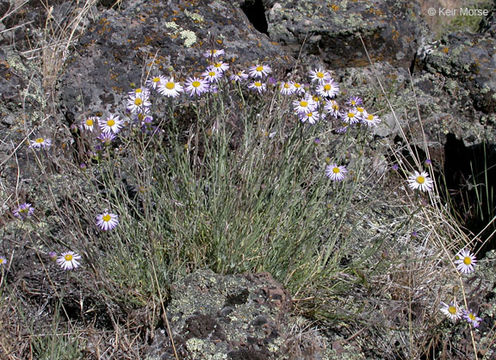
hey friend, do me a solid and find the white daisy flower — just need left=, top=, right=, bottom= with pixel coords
left=293, top=97, right=317, bottom=114
left=230, top=70, right=249, bottom=82
left=362, top=112, right=381, bottom=127
left=407, top=171, right=434, bottom=192
left=347, top=96, right=363, bottom=107
left=185, top=77, right=209, bottom=96
left=299, top=111, right=320, bottom=125
left=127, top=93, right=151, bottom=114
left=81, top=116, right=98, bottom=132
left=128, top=87, right=150, bottom=98
left=341, top=109, right=360, bottom=124
left=30, top=137, right=52, bottom=149
left=326, top=164, right=347, bottom=181
left=96, top=211, right=119, bottom=231
left=454, top=248, right=477, bottom=274
left=309, top=68, right=332, bottom=83
left=248, top=81, right=266, bottom=94
left=291, top=82, right=305, bottom=95
left=249, top=64, right=272, bottom=78
left=325, top=100, right=342, bottom=118
left=158, top=77, right=183, bottom=97
left=99, top=113, right=123, bottom=134
left=202, top=68, right=223, bottom=83
left=0, top=256, right=7, bottom=267
left=57, top=251, right=81, bottom=271
left=355, top=106, right=367, bottom=120
left=279, top=81, right=294, bottom=95
left=211, top=61, right=229, bottom=73
left=440, top=301, right=462, bottom=321
left=316, top=80, right=340, bottom=98
left=203, top=49, right=225, bottom=58
left=146, top=75, right=166, bottom=90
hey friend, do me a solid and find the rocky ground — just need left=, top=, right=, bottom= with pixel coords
left=1, top=0, right=496, bottom=359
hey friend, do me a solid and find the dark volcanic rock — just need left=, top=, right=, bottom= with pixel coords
left=266, top=0, right=428, bottom=69
left=420, top=31, right=496, bottom=115
left=58, top=0, right=293, bottom=124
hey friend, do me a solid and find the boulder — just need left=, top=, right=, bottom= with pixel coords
left=265, top=0, right=428, bottom=69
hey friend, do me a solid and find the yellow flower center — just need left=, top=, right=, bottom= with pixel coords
left=64, top=254, right=73, bottom=261
left=416, top=176, right=425, bottom=184
left=0, top=258, right=4, bottom=264
left=294, top=83, right=301, bottom=88
left=468, top=313, right=476, bottom=321
left=348, top=113, right=355, bottom=118
left=35, top=138, right=44, bottom=143
left=313, top=96, right=319, bottom=102
left=300, top=101, right=308, bottom=107
left=333, top=167, right=340, bottom=174
left=351, top=100, right=356, bottom=105
left=463, top=256, right=472, bottom=265
left=86, top=118, right=94, bottom=126
left=152, top=77, right=160, bottom=83
left=256, top=65, right=263, bottom=72
left=448, top=306, right=457, bottom=315
left=192, top=81, right=200, bottom=88
left=136, top=88, right=142, bottom=93
left=317, top=72, right=324, bottom=78
left=333, top=104, right=339, bottom=110
left=134, top=98, right=142, bottom=106
left=367, top=114, right=374, bottom=121
left=166, top=82, right=175, bottom=90
left=208, top=71, right=216, bottom=77
left=214, top=63, right=222, bottom=68
left=284, top=83, right=290, bottom=88
left=357, top=107, right=364, bottom=113
left=324, top=84, right=331, bottom=91
left=103, top=214, right=111, bottom=222
left=307, top=112, right=313, bottom=117
left=255, top=81, right=262, bottom=87
left=107, top=119, right=115, bottom=127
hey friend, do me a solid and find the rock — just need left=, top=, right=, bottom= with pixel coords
left=58, top=0, right=294, bottom=124
left=419, top=31, right=496, bottom=114
left=266, top=0, right=428, bottom=69
left=144, top=269, right=337, bottom=359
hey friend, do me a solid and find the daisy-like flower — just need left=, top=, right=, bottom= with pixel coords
left=127, top=92, right=151, bottom=114
left=96, top=211, right=119, bottom=231
left=293, top=97, right=317, bottom=114
left=326, top=164, right=347, bottom=181
left=185, top=77, right=209, bottom=96
left=229, top=70, right=249, bottom=82
left=279, top=81, right=294, bottom=95
left=309, top=68, right=332, bottom=83
left=325, top=100, right=342, bottom=118
left=128, top=87, right=150, bottom=98
left=202, top=68, right=223, bottom=83
left=454, top=248, right=477, bottom=274
left=146, top=75, right=166, bottom=90
left=29, top=137, right=52, bottom=149
left=48, top=251, right=57, bottom=262
left=407, top=171, right=434, bottom=192
left=203, top=49, right=225, bottom=58
left=362, top=112, right=381, bottom=127
left=158, top=77, right=183, bottom=97
left=57, top=251, right=81, bottom=271
left=98, top=132, right=116, bottom=145
left=0, top=256, right=7, bottom=267
left=248, top=81, right=266, bottom=94
left=289, top=81, right=304, bottom=95
left=99, top=113, right=123, bottom=134
left=299, top=111, right=320, bottom=125
left=13, top=203, right=34, bottom=219
left=249, top=64, right=272, bottom=78
left=316, top=80, right=339, bottom=98
left=81, top=116, right=98, bottom=132
left=464, top=309, right=482, bottom=328
left=341, top=109, right=360, bottom=124
left=440, top=301, right=462, bottom=321
left=355, top=106, right=367, bottom=120
left=210, top=61, right=229, bottom=73
left=347, top=96, right=363, bottom=107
